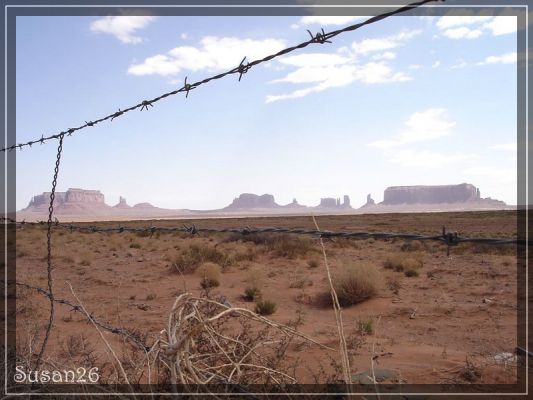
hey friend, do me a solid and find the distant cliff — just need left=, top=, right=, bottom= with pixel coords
left=26, top=188, right=107, bottom=211
left=224, top=194, right=279, bottom=210
left=382, top=183, right=481, bottom=205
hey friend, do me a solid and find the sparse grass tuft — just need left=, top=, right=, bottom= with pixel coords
left=357, top=318, right=374, bottom=335
left=243, top=287, right=261, bottom=301
left=196, top=262, right=221, bottom=288
left=129, top=242, right=141, bottom=249
left=146, top=293, right=157, bottom=301
left=254, top=299, right=277, bottom=315
left=307, top=259, right=319, bottom=269
left=173, top=244, right=231, bottom=273
left=404, top=269, right=419, bottom=277
left=384, top=253, right=423, bottom=273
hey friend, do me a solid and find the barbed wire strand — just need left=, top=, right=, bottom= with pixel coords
left=3, top=217, right=526, bottom=253
left=33, top=134, right=64, bottom=372
left=1, top=0, right=441, bottom=153
left=8, top=280, right=150, bottom=351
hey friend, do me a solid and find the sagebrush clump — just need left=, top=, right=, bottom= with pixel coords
left=321, top=263, right=381, bottom=307
left=195, top=262, right=222, bottom=289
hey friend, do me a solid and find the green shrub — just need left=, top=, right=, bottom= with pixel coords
left=129, top=242, right=141, bottom=249
left=357, top=318, right=374, bottom=335
left=243, top=287, right=261, bottom=301
left=254, top=299, right=277, bottom=315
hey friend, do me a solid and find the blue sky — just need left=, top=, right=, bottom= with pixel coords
left=15, top=11, right=518, bottom=210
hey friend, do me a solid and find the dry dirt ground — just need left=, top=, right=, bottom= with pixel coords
left=12, top=210, right=522, bottom=386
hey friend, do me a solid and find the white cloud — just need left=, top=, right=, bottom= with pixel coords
left=128, top=36, right=287, bottom=76
left=432, top=60, right=440, bottom=68
left=477, top=52, right=517, bottom=66
left=436, top=15, right=492, bottom=30
left=90, top=16, right=155, bottom=44
left=408, top=64, right=422, bottom=70
left=434, top=15, right=517, bottom=40
left=442, top=27, right=483, bottom=39
left=265, top=29, right=417, bottom=103
left=450, top=60, right=467, bottom=69
left=292, top=15, right=366, bottom=29
left=483, top=16, right=517, bottom=36
left=369, top=108, right=455, bottom=148
left=490, top=142, right=517, bottom=151
left=180, top=32, right=189, bottom=40
left=371, top=51, right=396, bottom=61
left=352, top=30, right=421, bottom=55
left=266, top=62, right=410, bottom=103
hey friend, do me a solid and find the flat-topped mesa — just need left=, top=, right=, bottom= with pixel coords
left=382, top=183, right=481, bottom=205
left=27, top=188, right=105, bottom=209
left=225, top=193, right=279, bottom=209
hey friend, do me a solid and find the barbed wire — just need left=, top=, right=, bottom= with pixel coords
left=3, top=217, right=526, bottom=252
left=7, top=280, right=151, bottom=352
left=1, top=0, right=441, bottom=153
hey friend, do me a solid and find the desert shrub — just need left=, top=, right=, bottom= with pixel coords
left=386, top=275, right=401, bottom=294
left=404, top=269, right=419, bottom=277
left=129, top=242, right=141, bottom=249
left=308, top=259, right=319, bottom=269
left=173, top=244, right=231, bottom=273
left=400, top=240, right=425, bottom=252
left=146, top=293, right=157, bottom=301
left=321, top=263, right=381, bottom=307
left=255, top=299, right=277, bottom=315
left=357, top=318, right=374, bottom=335
left=384, top=253, right=423, bottom=273
left=196, top=262, right=221, bottom=288
left=227, top=233, right=314, bottom=259
left=243, top=287, right=261, bottom=301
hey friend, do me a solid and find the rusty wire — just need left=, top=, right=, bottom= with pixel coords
left=9, top=280, right=151, bottom=352
left=1, top=0, right=440, bottom=153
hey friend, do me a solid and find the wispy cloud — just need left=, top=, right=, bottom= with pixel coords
left=477, top=52, right=517, bottom=66
left=266, top=30, right=418, bottom=103
left=369, top=108, right=455, bottom=149
left=434, top=14, right=516, bottom=40
left=442, top=27, right=483, bottom=39
left=291, top=15, right=367, bottom=29
left=128, top=36, right=286, bottom=76
left=351, top=30, right=421, bottom=55
left=90, top=16, right=156, bottom=44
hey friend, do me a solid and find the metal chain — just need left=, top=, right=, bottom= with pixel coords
left=34, top=134, right=64, bottom=371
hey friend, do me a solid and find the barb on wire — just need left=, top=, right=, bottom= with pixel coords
left=1, top=0, right=440, bottom=152
left=7, top=281, right=150, bottom=351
